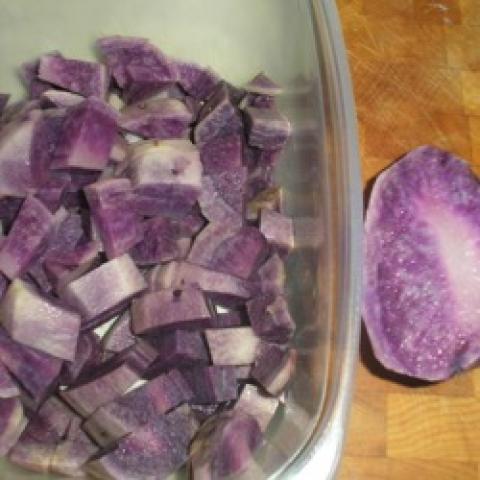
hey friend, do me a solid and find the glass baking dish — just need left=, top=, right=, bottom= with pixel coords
left=0, top=0, right=362, bottom=478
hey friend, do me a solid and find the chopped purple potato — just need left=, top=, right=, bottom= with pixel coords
left=38, top=53, right=107, bottom=98
left=37, top=396, right=77, bottom=438
left=41, top=89, right=84, bottom=108
left=199, top=133, right=243, bottom=174
left=84, top=370, right=192, bottom=446
left=260, top=208, right=294, bottom=255
left=364, top=146, right=480, bottom=380
left=0, top=279, right=81, bottom=360
left=60, top=362, right=141, bottom=417
left=0, top=397, right=26, bottom=456
left=60, top=254, right=146, bottom=329
left=251, top=344, right=297, bottom=396
left=205, top=327, right=261, bottom=366
left=50, top=417, right=97, bottom=477
left=131, top=285, right=211, bottom=334
left=145, top=330, right=209, bottom=377
left=34, top=173, right=70, bottom=212
left=0, top=362, right=20, bottom=398
left=85, top=178, right=142, bottom=259
left=245, top=107, right=290, bottom=150
left=194, top=84, right=237, bottom=145
left=190, top=410, right=263, bottom=479
left=102, top=311, right=136, bottom=354
left=119, top=97, right=192, bottom=139
left=235, top=384, right=279, bottom=432
left=247, top=294, right=295, bottom=344
left=175, top=61, right=220, bottom=100
left=19, top=59, right=51, bottom=100
left=181, top=366, right=238, bottom=404
left=116, top=339, right=158, bottom=375
left=52, top=97, right=118, bottom=171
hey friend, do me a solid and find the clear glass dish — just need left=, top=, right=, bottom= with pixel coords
left=0, top=1, right=362, bottom=478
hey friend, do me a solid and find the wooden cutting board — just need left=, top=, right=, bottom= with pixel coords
left=337, top=1, right=480, bottom=479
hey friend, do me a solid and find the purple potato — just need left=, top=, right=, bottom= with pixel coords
left=260, top=208, right=294, bottom=255
left=52, top=97, right=118, bottom=171
left=0, top=196, right=54, bottom=279
left=199, top=133, right=243, bottom=174
left=175, top=61, right=220, bottom=100
left=0, top=397, right=26, bottom=456
left=131, top=285, right=211, bottom=334
left=245, top=107, right=290, bottom=150
left=19, top=59, right=51, bottom=99
left=205, top=327, right=261, bottom=366
left=235, top=384, right=279, bottom=432
left=60, top=254, right=146, bottom=329
left=85, top=178, right=142, bottom=259
left=38, top=53, right=108, bottom=98
left=37, top=396, right=77, bottom=438
left=1, top=279, right=81, bottom=360
left=34, top=173, right=70, bottom=212
left=244, top=73, right=283, bottom=96
left=102, top=310, right=136, bottom=354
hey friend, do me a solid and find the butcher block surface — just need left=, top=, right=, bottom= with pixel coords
left=337, top=1, right=480, bottom=479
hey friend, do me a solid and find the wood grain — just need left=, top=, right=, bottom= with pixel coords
left=337, top=0, right=480, bottom=478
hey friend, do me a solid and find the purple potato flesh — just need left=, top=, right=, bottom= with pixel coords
left=175, top=61, right=219, bottom=100
left=0, top=327, right=62, bottom=401
left=0, top=397, right=26, bottom=456
left=131, top=285, right=211, bottom=334
left=0, top=362, right=20, bottom=398
left=245, top=107, right=290, bottom=150
left=38, top=53, right=107, bottom=98
left=50, top=418, right=97, bottom=477
left=60, top=362, right=141, bottom=417
left=145, top=330, right=209, bottom=376
left=85, top=178, right=142, bottom=259
left=41, top=89, right=84, bottom=108
left=52, top=98, right=118, bottom=171
left=119, top=97, right=192, bottom=139
left=364, top=146, right=480, bottom=380
left=102, top=310, right=136, bottom=354
left=205, top=327, right=261, bottom=366
left=87, top=405, right=198, bottom=480
left=236, top=384, right=279, bottom=432
left=83, top=369, right=192, bottom=446
left=60, top=254, right=146, bottom=329
left=181, top=366, right=238, bottom=404
left=190, top=410, right=263, bottom=479
left=194, top=84, right=237, bottom=145
left=0, top=279, right=81, bottom=360
left=246, top=294, right=295, bottom=344
left=260, top=208, right=294, bottom=255
left=0, top=119, right=37, bottom=197
left=199, top=133, right=243, bottom=175
left=251, top=344, right=297, bottom=396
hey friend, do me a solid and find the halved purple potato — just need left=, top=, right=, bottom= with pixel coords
left=181, top=366, right=238, bottom=404
left=236, top=384, right=279, bottom=432
left=364, top=146, right=480, bottom=381
left=260, top=208, right=294, bottom=255
left=87, top=405, right=198, bottom=480
left=41, top=89, right=84, bottom=108
left=146, top=330, right=209, bottom=376
left=50, top=418, right=97, bottom=477
left=0, top=327, right=62, bottom=401
left=244, top=73, right=283, bottom=96
left=52, top=98, right=118, bottom=171
left=245, top=107, right=290, bottom=150
left=129, top=139, right=203, bottom=217
left=246, top=294, right=295, bottom=344
left=0, top=397, right=26, bottom=456
left=131, top=285, right=211, bottom=334
left=61, top=332, right=102, bottom=384
left=38, top=53, right=107, bottom=98
left=85, top=178, right=142, bottom=259
left=251, top=344, right=297, bottom=396
left=130, top=216, right=187, bottom=266
left=259, top=254, right=286, bottom=295
left=60, top=362, right=141, bottom=417
left=83, top=369, right=192, bottom=446
left=199, top=133, right=243, bottom=174
left=205, top=327, right=261, bottom=366
left=246, top=186, right=282, bottom=221
left=175, top=61, right=219, bottom=100
left=0, top=196, right=53, bottom=279
left=102, top=311, right=136, bottom=354
left=1, top=279, right=81, bottom=360
left=60, top=254, right=146, bottom=329
left=194, top=84, right=237, bottom=145
left=119, top=98, right=192, bottom=139
left=0, top=362, right=20, bottom=398
left=190, top=410, right=262, bottom=479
